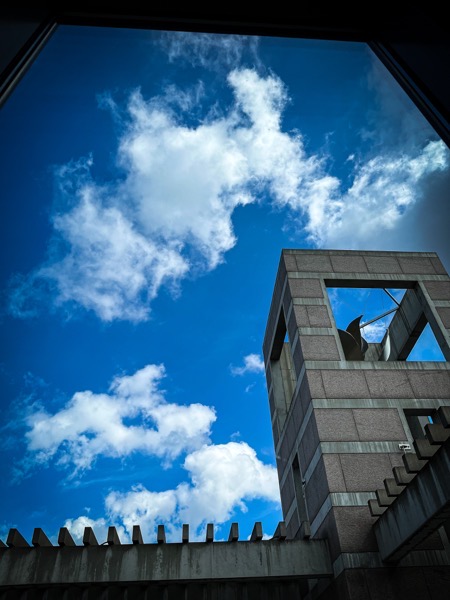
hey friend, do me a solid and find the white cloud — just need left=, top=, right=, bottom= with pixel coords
left=63, top=515, right=110, bottom=544
left=178, top=442, right=279, bottom=525
left=230, top=353, right=265, bottom=376
left=42, top=190, right=188, bottom=322
left=8, top=63, right=450, bottom=322
left=118, top=93, right=243, bottom=270
left=8, top=158, right=189, bottom=323
left=294, top=55, right=450, bottom=259
left=9, top=68, right=316, bottom=321
left=302, top=140, right=449, bottom=250
left=158, top=31, right=260, bottom=71
left=100, top=441, right=280, bottom=542
left=116, top=69, right=315, bottom=271
left=360, top=321, right=389, bottom=342
left=25, top=364, right=216, bottom=475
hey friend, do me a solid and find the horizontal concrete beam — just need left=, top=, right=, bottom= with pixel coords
left=0, top=539, right=333, bottom=585
left=379, top=288, right=425, bottom=360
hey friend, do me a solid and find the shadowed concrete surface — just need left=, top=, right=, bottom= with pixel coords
left=0, top=538, right=332, bottom=585
left=372, top=410, right=450, bottom=563
left=0, top=523, right=332, bottom=598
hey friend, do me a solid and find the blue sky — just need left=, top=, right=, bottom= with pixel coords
left=0, top=25, right=448, bottom=545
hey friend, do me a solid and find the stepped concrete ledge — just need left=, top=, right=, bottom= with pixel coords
left=373, top=435, right=450, bottom=563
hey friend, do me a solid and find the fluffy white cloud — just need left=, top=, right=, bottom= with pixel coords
left=63, top=515, right=110, bottom=544
left=8, top=158, right=189, bottom=322
left=42, top=190, right=188, bottom=322
left=10, top=68, right=316, bottom=320
left=303, top=140, right=449, bottom=249
left=100, top=441, right=280, bottom=542
left=230, top=353, right=265, bottom=376
left=118, top=95, right=242, bottom=269
left=9, top=63, right=450, bottom=322
left=116, top=69, right=317, bottom=271
left=25, top=364, right=216, bottom=474
left=178, top=442, right=279, bottom=525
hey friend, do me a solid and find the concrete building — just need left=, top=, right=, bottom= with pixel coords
left=1, top=249, right=449, bottom=599
left=262, top=249, right=450, bottom=599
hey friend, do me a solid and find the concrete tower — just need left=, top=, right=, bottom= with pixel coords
left=263, top=249, right=450, bottom=599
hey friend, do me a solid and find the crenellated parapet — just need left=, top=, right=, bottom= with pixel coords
left=0, top=520, right=333, bottom=593
left=2, top=520, right=285, bottom=549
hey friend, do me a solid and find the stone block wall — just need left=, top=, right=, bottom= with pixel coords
left=263, top=250, right=450, bottom=583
